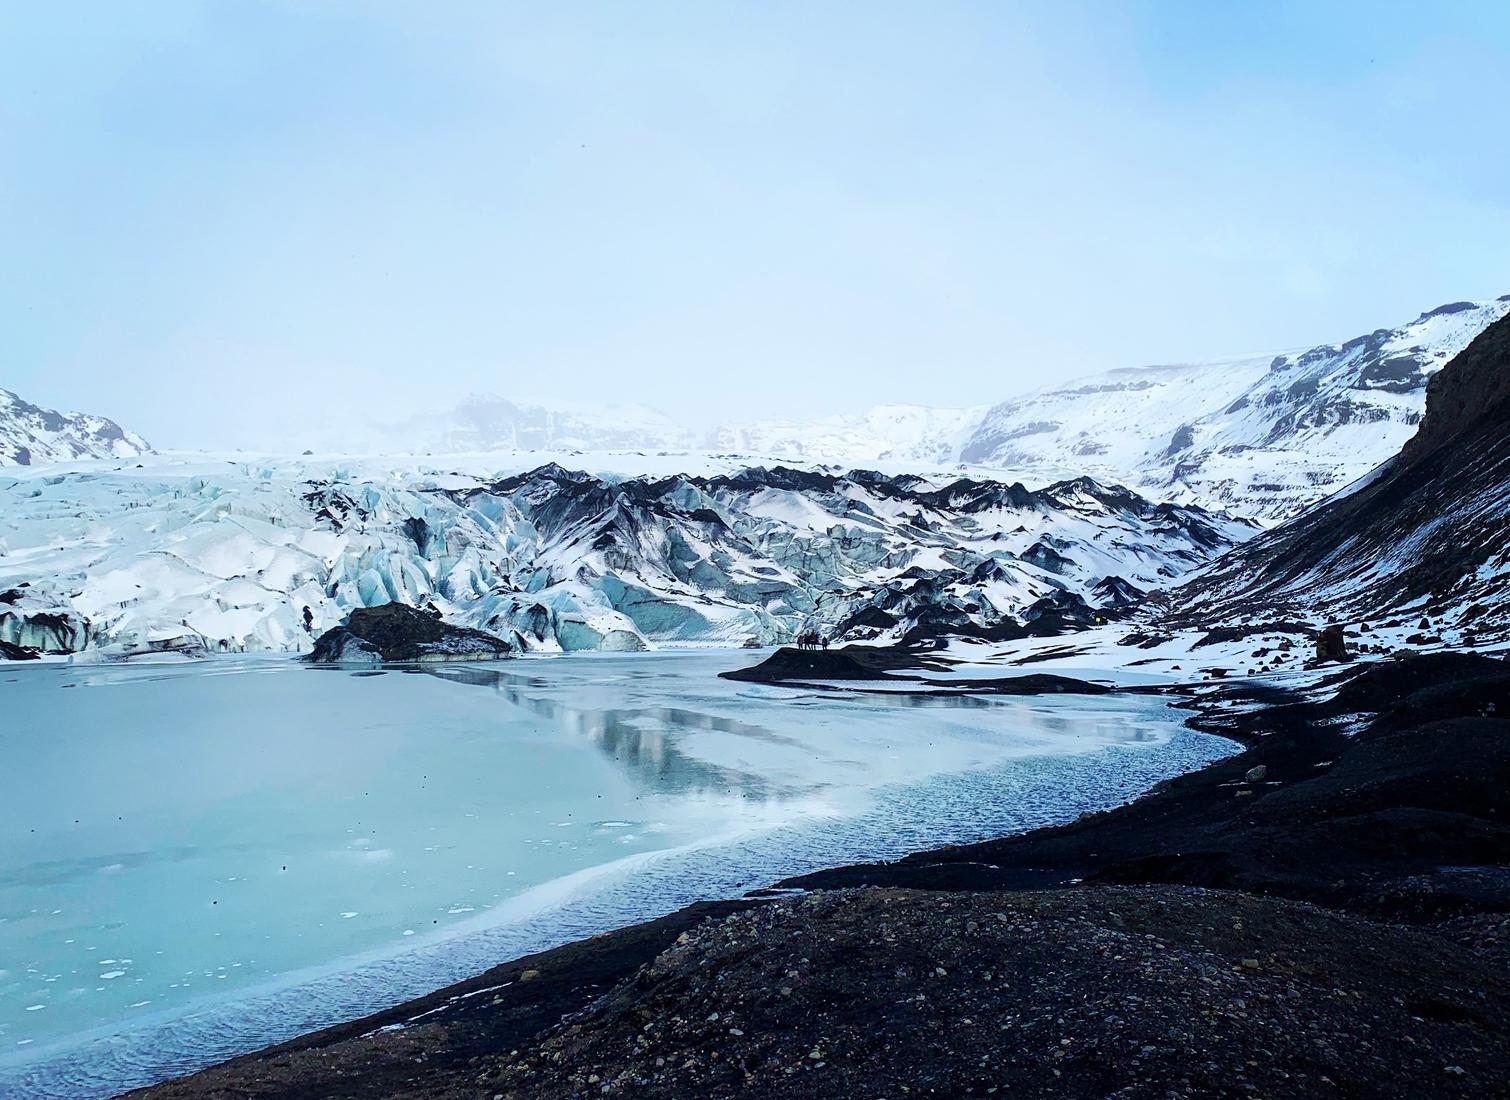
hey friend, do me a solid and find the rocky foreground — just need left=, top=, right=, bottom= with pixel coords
left=130, top=651, right=1510, bottom=1100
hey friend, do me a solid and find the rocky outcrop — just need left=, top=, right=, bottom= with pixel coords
left=720, top=646, right=896, bottom=683
left=0, top=639, right=39, bottom=660
left=306, top=602, right=511, bottom=664
left=1314, top=624, right=1349, bottom=663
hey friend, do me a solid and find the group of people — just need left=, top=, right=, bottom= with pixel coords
left=795, top=630, right=829, bottom=651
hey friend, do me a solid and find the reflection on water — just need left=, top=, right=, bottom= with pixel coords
left=426, top=664, right=812, bottom=799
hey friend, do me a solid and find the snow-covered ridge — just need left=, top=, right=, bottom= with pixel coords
left=961, top=296, right=1510, bottom=519
left=1164, top=307, right=1510, bottom=646
left=277, top=295, right=1508, bottom=522
left=293, top=396, right=989, bottom=470
left=0, top=387, right=151, bottom=467
left=0, top=454, right=1252, bottom=658
left=707, top=404, right=990, bottom=466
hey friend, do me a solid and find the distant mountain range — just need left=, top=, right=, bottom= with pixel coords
left=5, top=294, right=1507, bottom=524
left=5, top=293, right=1510, bottom=659
left=303, top=294, right=1510, bottom=519
left=961, top=296, right=1510, bottom=518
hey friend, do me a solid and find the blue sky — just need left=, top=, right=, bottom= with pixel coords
left=2, top=1, right=1508, bottom=446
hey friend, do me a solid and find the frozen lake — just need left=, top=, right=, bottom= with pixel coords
left=0, top=650, right=1233, bottom=1097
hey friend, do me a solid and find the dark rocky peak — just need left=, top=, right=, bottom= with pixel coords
left=1415, top=300, right=1479, bottom=322
left=483, top=462, right=594, bottom=495
left=1162, top=424, right=1196, bottom=458
left=1020, top=541, right=1074, bottom=575
left=969, top=558, right=1016, bottom=584
left=1040, top=475, right=1149, bottom=516
left=843, top=468, right=930, bottom=498
left=1401, top=311, right=1510, bottom=463
left=1092, top=574, right=1146, bottom=607
left=1337, top=328, right=1392, bottom=357
left=917, top=477, right=1037, bottom=513
left=698, top=466, right=842, bottom=494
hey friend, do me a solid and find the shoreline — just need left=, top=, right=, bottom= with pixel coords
left=119, top=649, right=1510, bottom=1096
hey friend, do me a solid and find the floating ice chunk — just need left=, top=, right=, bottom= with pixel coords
left=99, top=970, right=126, bottom=979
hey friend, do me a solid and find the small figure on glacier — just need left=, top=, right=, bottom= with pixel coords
left=302, top=605, right=314, bottom=633
left=821, top=635, right=829, bottom=651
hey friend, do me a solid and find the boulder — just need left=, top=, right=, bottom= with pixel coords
left=1315, top=624, right=1349, bottom=663
left=307, top=602, right=511, bottom=664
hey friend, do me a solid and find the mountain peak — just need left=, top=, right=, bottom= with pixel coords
left=0, top=387, right=151, bottom=467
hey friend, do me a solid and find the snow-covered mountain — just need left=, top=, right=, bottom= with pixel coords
left=275, top=295, right=1508, bottom=523
left=0, top=456, right=1250, bottom=658
left=299, top=395, right=986, bottom=469
left=0, top=388, right=151, bottom=467
left=294, top=395, right=698, bottom=454
left=1164, top=307, right=1510, bottom=646
left=961, top=297, right=1510, bottom=519
left=708, top=404, right=989, bottom=466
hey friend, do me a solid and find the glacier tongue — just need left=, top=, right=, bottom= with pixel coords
left=0, top=456, right=1253, bottom=658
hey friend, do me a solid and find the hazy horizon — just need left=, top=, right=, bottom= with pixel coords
left=4, top=2, right=1509, bottom=449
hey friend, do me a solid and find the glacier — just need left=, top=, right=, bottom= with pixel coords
left=0, top=456, right=1251, bottom=659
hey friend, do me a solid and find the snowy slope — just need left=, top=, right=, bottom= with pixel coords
left=708, top=404, right=989, bottom=465
left=961, top=358, right=1274, bottom=483
left=294, top=395, right=988, bottom=471
left=0, top=388, right=151, bottom=467
left=1164, top=309, right=1510, bottom=646
left=291, top=394, right=698, bottom=454
left=0, top=455, right=1250, bottom=658
left=961, top=297, right=1510, bottom=519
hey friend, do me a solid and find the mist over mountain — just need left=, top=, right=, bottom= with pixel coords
left=5, top=293, right=1506, bottom=530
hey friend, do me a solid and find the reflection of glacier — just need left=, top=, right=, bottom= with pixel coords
left=423, top=659, right=1159, bottom=810
left=429, top=663, right=803, bottom=799
left=1, top=460, right=1250, bottom=658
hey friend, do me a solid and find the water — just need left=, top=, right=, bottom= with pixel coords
left=0, top=651, right=1233, bottom=1096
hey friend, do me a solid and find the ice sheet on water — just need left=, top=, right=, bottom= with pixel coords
left=0, top=650, right=1233, bottom=1098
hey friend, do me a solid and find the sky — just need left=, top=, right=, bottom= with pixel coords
left=2, top=1, right=1509, bottom=448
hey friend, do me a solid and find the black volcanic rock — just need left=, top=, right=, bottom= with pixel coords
left=0, top=639, right=39, bottom=660
left=306, top=602, right=511, bottom=664
left=720, top=646, right=895, bottom=683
